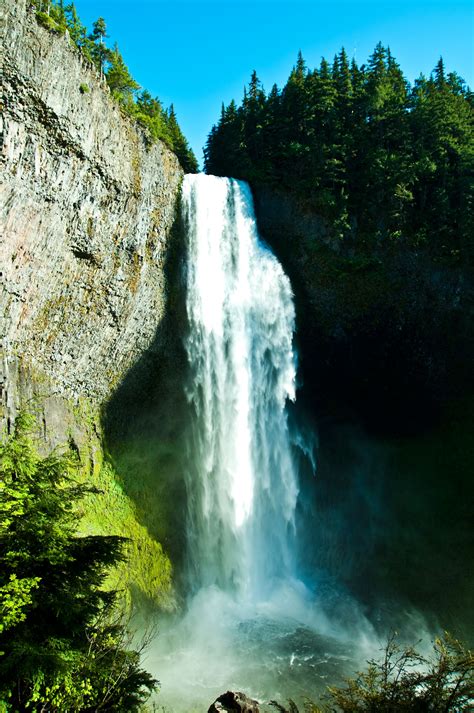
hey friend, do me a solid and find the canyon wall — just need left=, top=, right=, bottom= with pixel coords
left=1, top=0, right=184, bottom=609
left=253, top=184, right=474, bottom=635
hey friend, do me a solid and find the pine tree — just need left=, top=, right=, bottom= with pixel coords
left=89, top=17, right=108, bottom=74
left=242, top=70, right=266, bottom=174
left=64, top=3, right=86, bottom=47
left=167, top=105, right=199, bottom=173
left=0, top=414, right=157, bottom=711
left=203, top=44, right=473, bottom=257
left=106, top=44, right=140, bottom=106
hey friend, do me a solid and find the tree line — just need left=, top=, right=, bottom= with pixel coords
left=32, top=0, right=198, bottom=173
left=205, top=45, right=473, bottom=262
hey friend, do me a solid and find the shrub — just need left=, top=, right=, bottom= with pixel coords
left=270, top=632, right=474, bottom=712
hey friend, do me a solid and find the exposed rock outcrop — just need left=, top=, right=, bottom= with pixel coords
left=1, top=0, right=182, bottom=428
left=208, top=691, right=260, bottom=713
left=1, top=0, right=184, bottom=607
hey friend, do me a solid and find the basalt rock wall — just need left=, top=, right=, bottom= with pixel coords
left=1, top=0, right=184, bottom=608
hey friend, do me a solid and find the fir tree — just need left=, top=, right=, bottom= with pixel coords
left=0, top=414, right=157, bottom=711
left=203, top=44, right=473, bottom=255
left=89, top=17, right=108, bottom=74
left=106, top=44, right=140, bottom=105
left=167, top=105, right=199, bottom=173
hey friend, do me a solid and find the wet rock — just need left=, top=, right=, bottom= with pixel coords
left=208, top=690, right=260, bottom=713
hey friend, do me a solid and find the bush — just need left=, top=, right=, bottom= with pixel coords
left=35, top=10, right=64, bottom=34
left=270, top=632, right=474, bottom=712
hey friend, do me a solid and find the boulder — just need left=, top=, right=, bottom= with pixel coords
left=208, top=690, right=260, bottom=712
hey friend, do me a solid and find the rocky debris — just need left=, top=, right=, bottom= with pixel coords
left=208, top=691, right=260, bottom=713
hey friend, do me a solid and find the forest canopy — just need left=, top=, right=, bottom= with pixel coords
left=205, top=45, right=473, bottom=261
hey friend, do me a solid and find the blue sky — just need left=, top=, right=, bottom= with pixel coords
left=75, top=0, right=473, bottom=166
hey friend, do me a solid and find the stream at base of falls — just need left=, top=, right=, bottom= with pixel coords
left=147, top=581, right=383, bottom=711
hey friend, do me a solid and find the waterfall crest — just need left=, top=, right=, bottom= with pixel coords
left=182, top=174, right=301, bottom=600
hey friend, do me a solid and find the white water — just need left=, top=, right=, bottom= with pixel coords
left=148, top=175, right=380, bottom=711
left=182, top=174, right=300, bottom=600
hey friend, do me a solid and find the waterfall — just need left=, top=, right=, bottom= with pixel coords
left=182, top=174, right=300, bottom=600
left=148, top=175, right=377, bottom=711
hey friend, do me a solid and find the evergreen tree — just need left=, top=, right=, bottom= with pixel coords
left=167, top=105, right=199, bottom=173
left=33, top=0, right=196, bottom=170
left=0, top=414, right=157, bottom=711
left=106, top=44, right=140, bottom=105
left=134, top=90, right=173, bottom=145
left=89, top=17, right=108, bottom=73
left=64, top=3, right=84, bottom=45
left=242, top=70, right=266, bottom=174
left=280, top=52, right=313, bottom=183
left=203, top=44, right=473, bottom=257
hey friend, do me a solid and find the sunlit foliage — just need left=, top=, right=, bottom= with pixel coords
left=0, top=413, right=157, bottom=711
left=205, top=47, right=473, bottom=260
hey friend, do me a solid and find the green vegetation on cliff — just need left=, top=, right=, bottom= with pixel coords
left=0, top=414, right=157, bottom=711
left=205, top=45, right=473, bottom=261
left=33, top=0, right=198, bottom=172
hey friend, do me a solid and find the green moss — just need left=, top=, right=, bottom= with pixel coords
left=77, top=461, right=175, bottom=611
left=34, top=294, right=70, bottom=342
left=35, top=11, right=65, bottom=34
left=69, top=398, right=175, bottom=611
left=131, top=152, right=142, bottom=197
left=127, top=250, right=142, bottom=294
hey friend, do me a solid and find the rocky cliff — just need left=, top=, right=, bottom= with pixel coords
left=1, top=0, right=184, bottom=608
left=253, top=184, right=474, bottom=635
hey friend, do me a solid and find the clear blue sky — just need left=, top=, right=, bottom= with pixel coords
left=75, top=0, right=473, bottom=167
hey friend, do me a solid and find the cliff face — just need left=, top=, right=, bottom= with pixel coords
left=253, top=185, right=473, bottom=431
left=253, top=185, right=474, bottom=634
left=1, top=0, right=182, bottom=417
left=1, top=0, right=184, bottom=608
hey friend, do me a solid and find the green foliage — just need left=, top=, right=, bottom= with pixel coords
left=106, top=43, right=141, bottom=105
left=270, top=633, right=474, bottom=712
left=79, top=82, right=89, bottom=94
left=31, top=0, right=198, bottom=172
left=166, top=104, right=199, bottom=173
left=35, top=10, right=65, bottom=34
left=133, top=91, right=174, bottom=146
left=0, top=413, right=157, bottom=711
left=0, top=575, right=39, bottom=636
left=78, top=460, right=175, bottom=611
left=204, top=47, right=473, bottom=259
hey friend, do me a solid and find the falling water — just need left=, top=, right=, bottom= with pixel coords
left=182, top=174, right=300, bottom=600
left=148, top=175, right=379, bottom=711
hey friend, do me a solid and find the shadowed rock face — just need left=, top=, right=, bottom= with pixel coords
left=253, top=185, right=474, bottom=436
left=1, top=0, right=182, bottom=436
left=251, top=185, right=474, bottom=639
left=208, top=691, right=260, bottom=713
